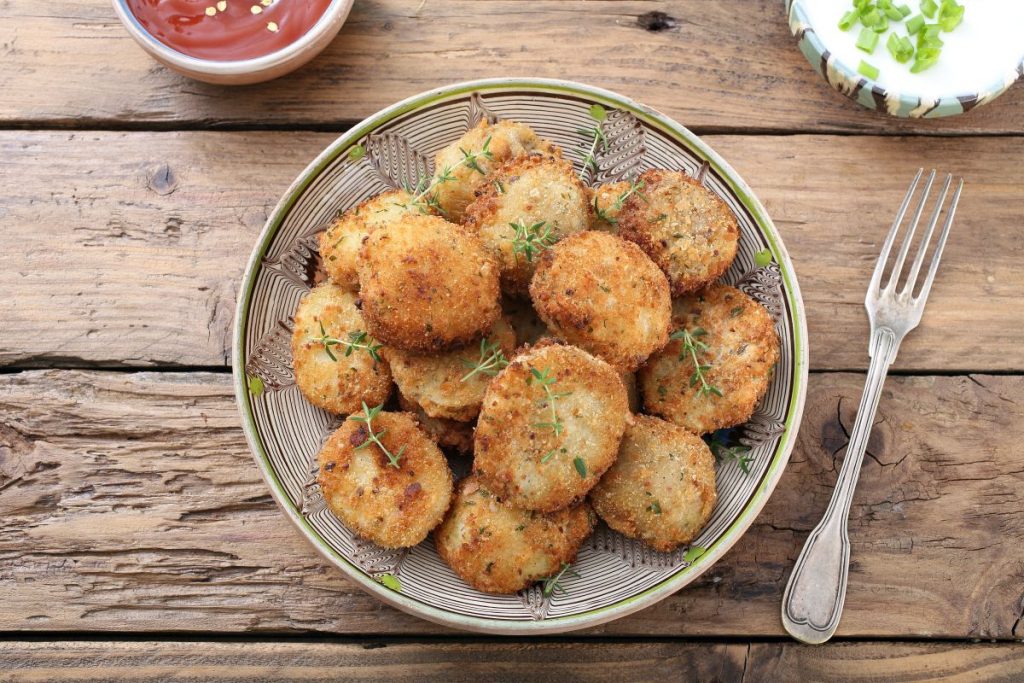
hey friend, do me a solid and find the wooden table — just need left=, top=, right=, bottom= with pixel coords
left=2, top=1, right=1023, bottom=679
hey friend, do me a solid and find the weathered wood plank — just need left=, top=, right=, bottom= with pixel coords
left=2, top=640, right=1023, bottom=682
left=1, top=0, right=1022, bottom=133
left=746, top=642, right=1024, bottom=682
left=1, top=370, right=1022, bottom=637
left=2, top=131, right=1021, bottom=372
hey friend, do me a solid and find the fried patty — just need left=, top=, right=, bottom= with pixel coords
left=589, top=180, right=631, bottom=232
left=317, top=410, right=453, bottom=548
left=291, top=283, right=392, bottom=415
left=464, top=155, right=591, bottom=296
left=618, top=169, right=739, bottom=296
left=319, top=189, right=417, bottom=290
left=589, top=414, right=717, bottom=553
left=358, top=214, right=501, bottom=352
left=473, top=342, right=630, bottom=512
left=639, top=284, right=779, bottom=434
left=435, top=475, right=595, bottom=594
left=529, top=231, right=671, bottom=372
left=430, top=120, right=558, bottom=223
left=385, top=317, right=517, bottom=421
left=397, top=392, right=474, bottom=455
left=621, top=371, right=640, bottom=413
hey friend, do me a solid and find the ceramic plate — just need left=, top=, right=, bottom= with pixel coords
left=232, top=78, right=808, bottom=634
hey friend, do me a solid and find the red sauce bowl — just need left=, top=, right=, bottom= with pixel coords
left=112, top=0, right=353, bottom=84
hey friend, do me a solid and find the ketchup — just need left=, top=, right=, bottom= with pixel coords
left=127, top=0, right=333, bottom=61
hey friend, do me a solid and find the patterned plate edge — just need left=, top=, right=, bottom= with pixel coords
left=231, top=77, right=809, bottom=635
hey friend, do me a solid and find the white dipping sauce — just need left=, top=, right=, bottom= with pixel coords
left=801, top=0, right=1024, bottom=97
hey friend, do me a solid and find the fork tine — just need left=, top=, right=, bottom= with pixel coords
left=915, top=177, right=963, bottom=304
left=869, top=168, right=923, bottom=295
left=902, top=173, right=953, bottom=296
left=884, top=169, right=935, bottom=292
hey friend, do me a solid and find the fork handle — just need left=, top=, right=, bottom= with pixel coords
left=781, top=327, right=899, bottom=644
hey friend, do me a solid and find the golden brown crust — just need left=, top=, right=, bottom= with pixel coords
left=358, top=214, right=501, bottom=352
left=620, top=370, right=641, bottom=414
left=385, top=317, right=517, bottom=421
left=529, top=231, right=672, bottom=372
left=291, top=283, right=392, bottom=415
left=397, top=393, right=474, bottom=455
left=638, top=284, right=780, bottom=434
left=588, top=181, right=631, bottom=232
left=473, top=342, right=630, bottom=512
left=434, top=475, right=596, bottom=594
left=431, top=120, right=559, bottom=223
left=589, top=415, right=717, bottom=552
left=319, top=190, right=417, bottom=290
left=317, top=411, right=453, bottom=548
left=463, top=154, right=591, bottom=296
left=618, top=169, right=739, bottom=297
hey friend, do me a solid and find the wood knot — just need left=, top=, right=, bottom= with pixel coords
left=147, top=163, right=178, bottom=196
left=638, top=11, right=679, bottom=32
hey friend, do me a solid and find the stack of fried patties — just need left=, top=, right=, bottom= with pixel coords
left=292, top=118, right=779, bottom=594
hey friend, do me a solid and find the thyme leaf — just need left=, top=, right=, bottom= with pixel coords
left=348, top=401, right=405, bottom=468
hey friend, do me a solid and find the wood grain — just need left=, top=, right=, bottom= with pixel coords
left=1, top=369, right=1022, bottom=637
left=2, top=131, right=1021, bottom=372
left=1, top=0, right=1022, bottom=133
left=3, top=640, right=1024, bottom=682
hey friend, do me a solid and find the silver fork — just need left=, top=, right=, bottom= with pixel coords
left=781, top=169, right=964, bottom=645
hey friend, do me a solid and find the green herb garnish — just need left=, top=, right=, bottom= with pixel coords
left=315, top=322, right=383, bottom=364
left=407, top=135, right=494, bottom=213
left=541, top=562, right=579, bottom=597
left=593, top=177, right=646, bottom=227
left=460, top=338, right=510, bottom=382
left=348, top=401, right=405, bottom=469
left=529, top=367, right=572, bottom=435
left=510, top=219, right=556, bottom=262
left=670, top=327, right=722, bottom=398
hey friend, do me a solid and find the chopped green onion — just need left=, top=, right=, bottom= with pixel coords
left=860, top=7, right=883, bottom=28
left=905, top=14, right=925, bottom=34
left=917, top=24, right=944, bottom=48
left=897, top=4, right=912, bottom=18
left=872, top=16, right=890, bottom=33
left=911, top=45, right=941, bottom=72
left=883, top=5, right=904, bottom=20
left=937, top=1, right=963, bottom=31
left=921, top=0, right=937, bottom=18
left=858, top=60, right=880, bottom=79
left=886, top=33, right=915, bottom=63
left=856, top=26, right=881, bottom=53
left=839, top=9, right=860, bottom=30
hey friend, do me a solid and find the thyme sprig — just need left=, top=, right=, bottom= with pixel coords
left=706, top=430, right=753, bottom=474
left=577, top=103, right=608, bottom=179
left=594, top=177, right=647, bottom=226
left=316, top=321, right=383, bottom=364
left=578, top=125, right=607, bottom=178
left=405, top=135, right=494, bottom=214
left=528, top=367, right=572, bottom=436
left=348, top=401, right=405, bottom=468
left=509, top=219, right=556, bottom=262
left=541, top=562, right=579, bottom=597
left=670, top=327, right=722, bottom=398
left=460, top=338, right=509, bottom=382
